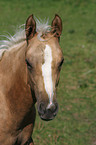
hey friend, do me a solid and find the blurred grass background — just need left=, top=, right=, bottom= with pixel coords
left=0, top=0, right=96, bottom=145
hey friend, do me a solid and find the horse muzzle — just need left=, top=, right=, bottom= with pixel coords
left=37, top=102, right=59, bottom=121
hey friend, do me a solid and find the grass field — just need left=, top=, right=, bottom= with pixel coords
left=0, top=0, right=96, bottom=145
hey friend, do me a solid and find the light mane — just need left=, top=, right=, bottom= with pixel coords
left=0, top=18, right=51, bottom=59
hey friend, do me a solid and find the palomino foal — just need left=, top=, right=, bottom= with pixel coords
left=0, top=14, right=64, bottom=145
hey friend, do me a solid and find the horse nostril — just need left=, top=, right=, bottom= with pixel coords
left=47, top=103, right=58, bottom=115
left=38, top=103, right=46, bottom=116
left=38, top=102, right=59, bottom=120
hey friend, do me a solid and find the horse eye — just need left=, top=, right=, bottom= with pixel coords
left=25, top=59, right=32, bottom=70
left=58, top=58, right=64, bottom=69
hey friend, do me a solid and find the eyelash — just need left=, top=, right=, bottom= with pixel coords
left=25, top=59, right=32, bottom=70
left=58, top=58, right=64, bottom=69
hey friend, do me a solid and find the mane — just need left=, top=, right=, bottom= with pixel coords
left=0, top=17, right=51, bottom=59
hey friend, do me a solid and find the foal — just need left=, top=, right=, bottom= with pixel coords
left=0, top=14, right=64, bottom=145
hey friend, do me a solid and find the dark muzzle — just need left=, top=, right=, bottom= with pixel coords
left=38, top=102, right=58, bottom=121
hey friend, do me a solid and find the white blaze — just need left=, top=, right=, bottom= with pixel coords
left=42, top=44, right=54, bottom=108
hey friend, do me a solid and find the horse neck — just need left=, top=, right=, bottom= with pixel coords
left=0, top=41, right=35, bottom=122
left=0, top=41, right=27, bottom=93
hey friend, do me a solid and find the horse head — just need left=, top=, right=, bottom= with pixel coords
left=25, top=14, right=64, bottom=121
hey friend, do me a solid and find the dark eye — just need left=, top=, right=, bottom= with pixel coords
left=58, top=58, right=64, bottom=69
left=25, top=59, right=32, bottom=70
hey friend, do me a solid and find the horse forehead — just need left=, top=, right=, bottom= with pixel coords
left=28, top=37, right=62, bottom=61
left=27, top=42, right=45, bottom=56
left=37, top=44, right=61, bottom=63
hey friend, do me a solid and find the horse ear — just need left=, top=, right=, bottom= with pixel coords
left=25, top=14, right=36, bottom=40
left=51, top=14, right=62, bottom=38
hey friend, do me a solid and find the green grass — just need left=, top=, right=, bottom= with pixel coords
left=0, top=0, right=96, bottom=145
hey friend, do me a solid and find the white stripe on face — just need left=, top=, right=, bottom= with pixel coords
left=42, top=45, right=54, bottom=107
